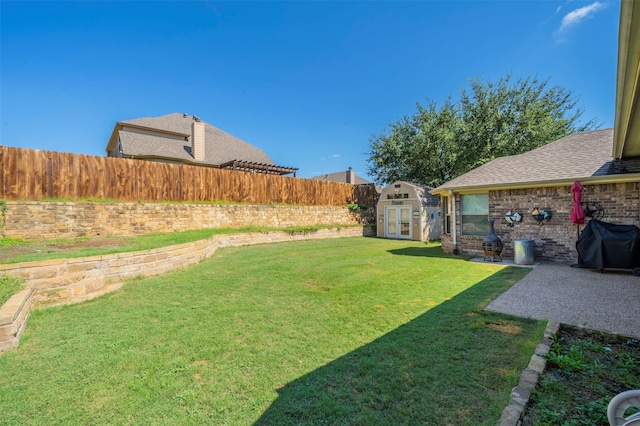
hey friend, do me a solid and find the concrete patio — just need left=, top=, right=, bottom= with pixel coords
left=486, top=262, right=640, bottom=339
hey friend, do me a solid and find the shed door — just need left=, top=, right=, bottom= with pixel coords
left=385, top=206, right=412, bottom=240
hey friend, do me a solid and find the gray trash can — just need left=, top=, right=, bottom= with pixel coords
left=513, top=239, right=535, bottom=265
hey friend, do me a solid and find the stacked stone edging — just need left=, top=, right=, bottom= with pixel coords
left=497, top=319, right=560, bottom=426
left=0, top=226, right=373, bottom=351
left=0, top=287, right=37, bottom=352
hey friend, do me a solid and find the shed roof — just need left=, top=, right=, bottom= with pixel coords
left=432, top=128, right=640, bottom=194
left=381, top=181, right=440, bottom=207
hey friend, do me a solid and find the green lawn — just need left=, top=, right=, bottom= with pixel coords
left=0, top=224, right=348, bottom=264
left=0, top=276, right=24, bottom=306
left=0, top=238, right=545, bottom=425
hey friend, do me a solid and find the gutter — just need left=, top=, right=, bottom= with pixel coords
left=430, top=173, right=640, bottom=196
left=450, top=190, right=458, bottom=254
left=123, top=155, right=221, bottom=169
left=613, top=0, right=640, bottom=159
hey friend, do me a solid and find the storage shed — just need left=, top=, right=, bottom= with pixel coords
left=377, top=181, right=441, bottom=241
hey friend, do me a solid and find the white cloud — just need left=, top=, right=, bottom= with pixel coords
left=330, top=154, right=341, bottom=158
left=558, top=1, right=606, bottom=32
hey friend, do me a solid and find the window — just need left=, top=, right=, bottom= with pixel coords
left=443, top=196, right=451, bottom=234
left=461, top=194, right=488, bottom=236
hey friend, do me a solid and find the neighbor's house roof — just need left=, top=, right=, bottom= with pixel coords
left=431, top=128, right=640, bottom=195
left=613, top=0, right=640, bottom=159
left=105, top=113, right=297, bottom=175
left=312, top=169, right=373, bottom=185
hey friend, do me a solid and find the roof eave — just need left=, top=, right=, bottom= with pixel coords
left=121, top=154, right=219, bottom=168
left=430, top=173, right=640, bottom=195
left=119, top=122, right=191, bottom=138
left=105, top=124, right=123, bottom=154
left=106, top=121, right=191, bottom=155
left=613, top=0, right=640, bottom=159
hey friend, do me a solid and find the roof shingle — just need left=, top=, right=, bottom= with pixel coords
left=311, top=170, right=372, bottom=185
left=117, top=113, right=274, bottom=166
left=433, top=128, right=640, bottom=193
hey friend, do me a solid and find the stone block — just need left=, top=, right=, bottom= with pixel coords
left=72, top=285, right=87, bottom=296
left=0, top=324, right=16, bottom=341
left=534, top=343, right=550, bottom=356
left=517, top=368, right=540, bottom=389
left=30, top=266, right=61, bottom=280
left=510, top=386, right=531, bottom=408
left=57, top=288, right=73, bottom=299
left=528, top=354, right=547, bottom=373
left=67, top=262, right=97, bottom=274
left=545, top=319, right=561, bottom=336
left=497, top=403, right=524, bottom=426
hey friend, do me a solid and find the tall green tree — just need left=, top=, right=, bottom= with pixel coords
left=367, top=75, right=599, bottom=187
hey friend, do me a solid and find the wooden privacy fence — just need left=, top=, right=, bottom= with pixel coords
left=0, top=146, right=379, bottom=207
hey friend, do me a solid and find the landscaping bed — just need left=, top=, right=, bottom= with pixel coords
left=522, top=326, right=640, bottom=425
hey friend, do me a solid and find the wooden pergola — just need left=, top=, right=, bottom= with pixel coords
left=220, top=160, right=298, bottom=177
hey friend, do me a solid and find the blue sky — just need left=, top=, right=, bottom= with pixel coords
left=1, top=1, right=620, bottom=182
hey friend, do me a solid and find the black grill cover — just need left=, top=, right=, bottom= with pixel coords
left=576, top=219, right=640, bottom=270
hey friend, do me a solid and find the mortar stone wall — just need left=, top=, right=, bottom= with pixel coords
left=3, top=202, right=366, bottom=240
left=440, top=182, right=640, bottom=263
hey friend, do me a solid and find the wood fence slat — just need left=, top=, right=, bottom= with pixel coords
left=0, top=146, right=379, bottom=206
left=6, top=147, right=18, bottom=198
left=0, top=146, right=5, bottom=197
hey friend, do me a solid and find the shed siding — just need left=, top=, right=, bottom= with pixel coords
left=377, top=181, right=441, bottom=241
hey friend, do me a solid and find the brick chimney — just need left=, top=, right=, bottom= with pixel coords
left=191, top=118, right=205, bottom=162
left=346, top=167, right=355, bottom=184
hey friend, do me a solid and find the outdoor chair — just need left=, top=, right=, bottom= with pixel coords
left=608, top=389, right=640, bottom=426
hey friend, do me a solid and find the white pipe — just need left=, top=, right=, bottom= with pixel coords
left=451, top=191, right=458, bottom=252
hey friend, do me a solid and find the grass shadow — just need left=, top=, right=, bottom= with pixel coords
left=388, top=245, right=471, bottom=260
left=254, top=268, right=544, bottom=425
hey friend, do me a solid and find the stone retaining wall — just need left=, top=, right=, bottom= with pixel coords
left=3, top=202, right=368, bottom=240
left=0, top=226, right=374, bottom=351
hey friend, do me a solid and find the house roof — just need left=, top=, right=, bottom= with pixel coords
left=432, top=128, right=640, bottom=195
left=106, top=113, right=277, bottom=167
left=311, top=170, right=373, bottom=185
left=613, top=0, right=640, bottom=159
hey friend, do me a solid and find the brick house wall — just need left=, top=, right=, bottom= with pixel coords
left=440, top=181, right=640, bottom=264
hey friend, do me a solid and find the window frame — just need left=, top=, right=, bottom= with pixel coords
left=443, top=196, right=451, bottom=234
left=460, top=193, right=489, bottom=236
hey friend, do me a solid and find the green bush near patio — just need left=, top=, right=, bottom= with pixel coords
left=0, top=238, right=544, bottom=425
